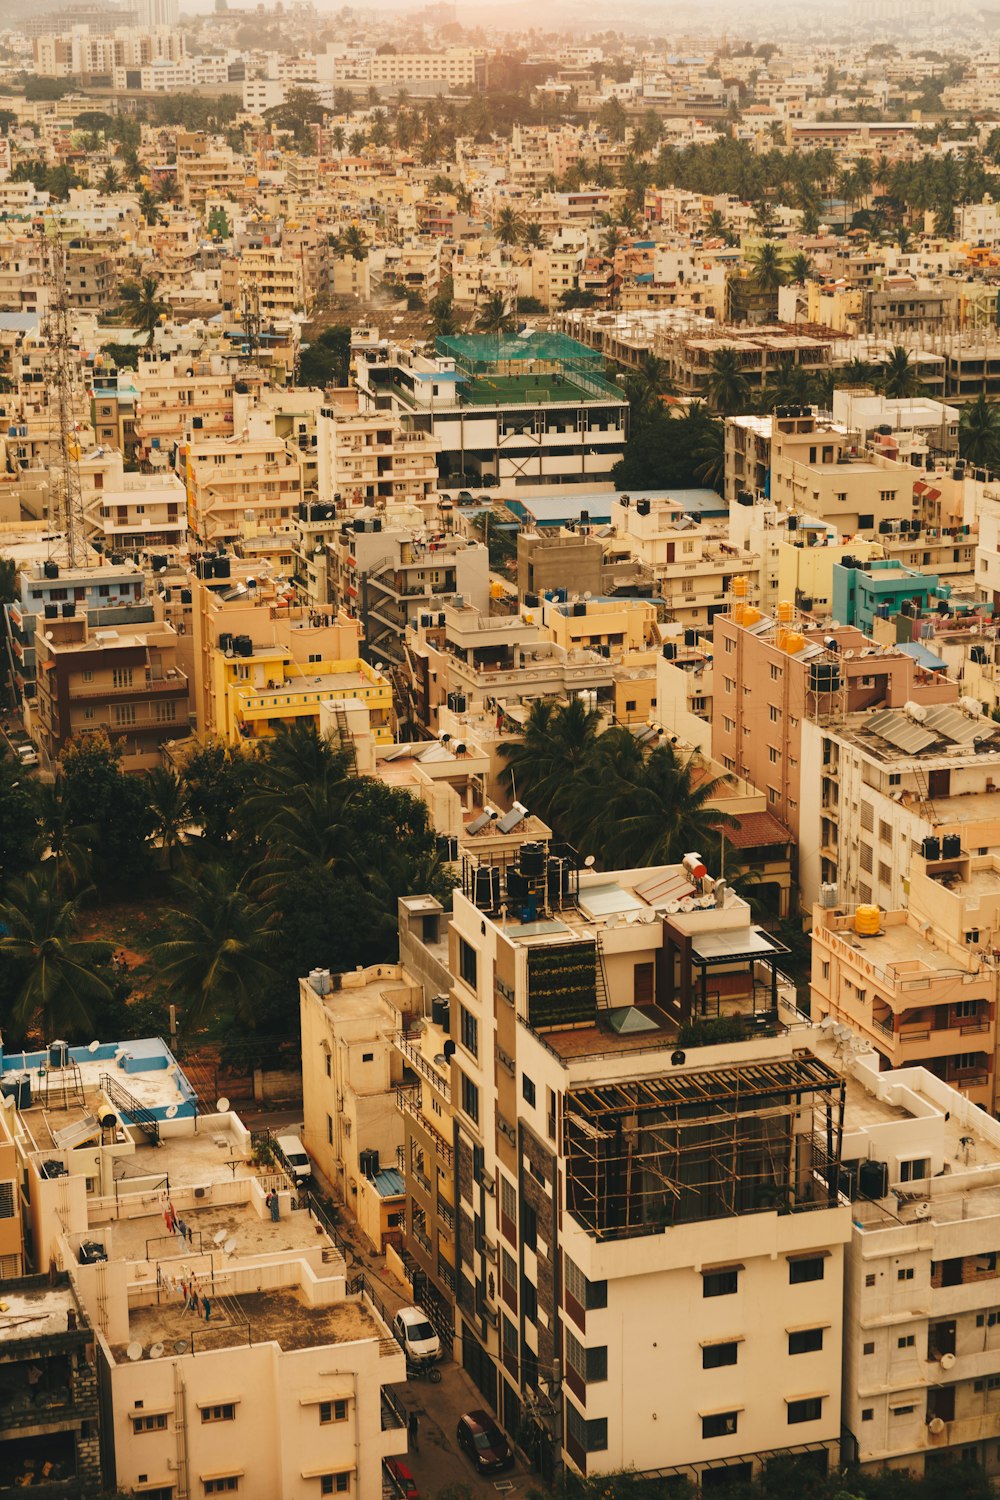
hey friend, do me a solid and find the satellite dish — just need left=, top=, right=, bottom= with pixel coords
left=173, top=1340, right=188, bottom=1354
left=88, top=1040, right=100, bottom=1053
left=126, top=1342, right=143, bottom=1362
left=1, top=1095, right=15, bottom=1111
left=583, top=854, right=596, bottom=868
left=213, top=1229, right=228, bottom=1246
left=149, top=1342, right=164, bottom=1359
left=216, top=1097, right=230, bottom=1113
left=165, top=1104, right=178, bottom=1119
left=224, top=1237, right=237, bottom=1256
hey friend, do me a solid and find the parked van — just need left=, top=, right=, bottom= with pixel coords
left=275, top=1133, right=311, bottom=1184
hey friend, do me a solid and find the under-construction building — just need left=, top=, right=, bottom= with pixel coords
left=437, top=853, right=852, bottom=1486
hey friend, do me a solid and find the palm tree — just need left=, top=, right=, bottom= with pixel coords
left=602, top=224, right=625, bottom=259
left=0, top=873, right=112, bottom=1036
left=119, top=275, right=169, bottom=347
left=498, top=698, right=601, bottom=836
left=153, top=866, right=277, bottom=1033
left=788, top=252, right=813, bottom=283
left=138, top=188, right=161, bottom=226
left=749, top=241, right=786, bottom=295
left=120, top=147, right=142, bottom=185
left=475, top=290, right=516, bottom=337
left=348, top=130, right=366, bottom=156
left=146, top=766, right=190, bottom=871
left=881, top=345, right=920, bottom=400
left=36, top=776, right=94, bottom=895
left=689, top=409, right=726, bottom=492
left=338, top=224, right=367, bottom=261
left=495, top=205, right=523, bottom=245
left=706, top=348, right=750, bottom=416
left=960, top=392, right=1000, bottom=470
left=705, top=209, right=726, bottom=239
left=595, top=744, right=738, bottom=869
left=99, top=165, right=120, bottom=194
left=522, top=221, right=545, bottom=248
left=330, top=126, right=346, bottom=154
left=626, top=353, right=674, bottom=412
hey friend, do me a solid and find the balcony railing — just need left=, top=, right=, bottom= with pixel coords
left=396, top=1087, right=453, bottom=1166
left=393, top=1030, right=451, bottom=1101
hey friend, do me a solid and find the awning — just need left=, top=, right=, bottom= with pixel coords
left=690, top=928, right=787, bottom=964
left=897, top=640, right=948, bottom=672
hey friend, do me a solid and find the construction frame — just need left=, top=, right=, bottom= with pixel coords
left=564, top=1053, right=846, bottom=1240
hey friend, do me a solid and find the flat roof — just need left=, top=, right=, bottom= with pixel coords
left=0, top=1282, right=81, bottom=1346
left=116, top=1288, right=380, bottom=1359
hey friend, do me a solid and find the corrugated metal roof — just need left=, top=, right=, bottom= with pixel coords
left=372, top=1167, right=405, bottom=1199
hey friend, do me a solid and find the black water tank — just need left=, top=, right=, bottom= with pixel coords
left=43, top=560, right=59, bottom=579
left=180, top=588, right=192, bottom=604
left=922, top=836, right=941, bottom=861
left=787, top=514, right=798, bottom=531
left=43, top=603, right=58, bottom=619
left=520, top=842, right=546, bottom=878
left=214, top=557, right=231, bottom=579
left=684, top=628, right=697, bottom=646
left=662, top=642, right=677, bottom=660
left=473, top=865, right=501, bottom=908
left=942, top=834, right=961, bottom=859
left=61, top=602, right=74, bottom=618
left=636, top=499, right=651, bottom=516
left=860, top=1160, right=889, bottom=1199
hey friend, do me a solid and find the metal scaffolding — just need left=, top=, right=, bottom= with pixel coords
left=564, top=1053, right=845, bottom=1240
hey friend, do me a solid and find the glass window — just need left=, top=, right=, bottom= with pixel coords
left=703, top=1341, right=739, bottom=1368
left=703, top=1268, right=739, bottom=1298
left=789, top=1328, right=824, bottom=1355
left=789, top=1256, right=824, bottom=1284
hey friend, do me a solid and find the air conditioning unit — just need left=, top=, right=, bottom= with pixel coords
left=481, top=1178, right=495, bottom=1196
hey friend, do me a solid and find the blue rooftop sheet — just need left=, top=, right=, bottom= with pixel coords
left=372, top=1166, right=406, bottom=1198
left=898, top=641, right=948, bottom=672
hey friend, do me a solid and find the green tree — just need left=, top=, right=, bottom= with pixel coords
left=749, top=240, right=786, bottom=294
left=181, top=739, right=261, bottom=851
left=498, top=698, right=601, bottom=836
left=960, top=392, right=1000, bottom=470
left=138, top=188, right=161, bottom=226
left=36, top=775, right=93, bottom=896
left=154, top=866, right=277, bottom=1033
left=522, top=221, right=545, bottom=248
left=788, top=251, right=813, bottom=283
left=99, top=166, right=121, bottom=194
left=146, top=766, right=190, bottom=871
left=494, top=205, right=523, bottom=245
left=118, top=275, right=169, bottom=347
left=207, top=206, right=231, bottom=239
left=337, top=224, right=368, bottom=261
left=475, top=290, right=517, bottom=336
left=60, top=732, right=151, bottom=889
left=0, top=752, right=39, bottom=891
left=0, top=872, right=113, bottom=1038
left=298, top=326, right=352, bottom=388
left=881, top=344, right=920, bottom=399
left=706, top=348, right=751, bottom=415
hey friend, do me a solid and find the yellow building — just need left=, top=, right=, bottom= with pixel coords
left=544, top=595, right=659, bottom=655
left=216, top=649, right=393, bottom=744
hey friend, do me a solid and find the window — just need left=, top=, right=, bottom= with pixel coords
left=566, top=1401, right=608, bottom=1453
left=768, top=746, right=779, bottom=764
left=204, top=1481, right=240, bottom=1495
left=522, top=1075, right=536, bottom=1107
left=897, top=1335, right=915, bottom=1349
left=115, top=703, right=137, bottom=727
left=326, top=1114, right=333, bottom=1145
left=788, top=1396, right=823, bottom=1424
left=703, top=1341, right=739, bottom=1368
left=625, top=699, right=637, bottom=712
left=201, top=1404, right=236, bottom=1423
left=565, top=1256, right=606, bottom=1310
left=789, top=1256, right=824, bottom=1284
left=898, top=1267, right=914, bottom=1281
left=703, top=1268, right=739, bottom=1298
left=82, top=669, right=93, bottom=682
left=702, top=1410, right=739, bottom=1439
left=863, top=1341, right=875, bottom=1355
left=319, top=1400, right=348, bottom=1424
left=522, top=1278, right=538, bottom=1322
left=459, top=1006, right=478, bottom=1058
left=900, top=1159, right=928, bottom=1183
left=112, top=667, right=133, bottom=688
left=891, top=1404, right=915, bottom=1417
left=500, top=1175, right=517, bottom=1232
left=769, top=704, right=779, bottom=722
left=789, top=1328, right=824, bottom=1355
left=320, top=1478, right=349, bottom=1496
left=459, top=938, right=478, bottom=991
left=362, top=1052, right=374, bottom=1063
left=862, top=1409, right=874, bottom=1422
left=865, top=1273, right=876, bottom=1288
left=565, top=1326, right=606, bottom=1384
left=460, top=1073, right=479, bottom=1124
left=132, top=1412, right=168, bottom=1432
left=770, top=664, right=782, bottom=681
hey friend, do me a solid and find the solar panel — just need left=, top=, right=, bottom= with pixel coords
left=496, top=805, right=526, bottom=834
left=866, top=709, right=938, bottom=755
left=921, top=704, right=995, bottom=747
left=466, top=811, right=492, bottom=836
left=634, top=869, right=696, bottom=906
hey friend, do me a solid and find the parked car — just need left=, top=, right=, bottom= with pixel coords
left=393, top=1305, right=440, bottom=1364
left=456, top=1410, right=513, bottom=1474
left=274, top=1132, right=311, bottom=1184
left=383, top=1458, right=420, bottom=1500
left=15, top=743, right=38, bottom=767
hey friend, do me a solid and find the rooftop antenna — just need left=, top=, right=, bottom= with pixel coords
left=40, top=227, right=86, bottom=568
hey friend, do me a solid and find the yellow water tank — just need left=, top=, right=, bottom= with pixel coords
left=777, top=628, right=805, bottom=655
left=731, top=575, right=748, bottom=598
left=854, top=905, right=881, bottom=937
left=777, top=599, right=795, bottom=623
left=740, top=605, right=762, bottom=627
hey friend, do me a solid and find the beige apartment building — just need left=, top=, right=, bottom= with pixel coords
left=181, top=413, right=304, bottom=546
left=0, top=1103, right=25, bottom=1278
left=133, top=359, right=246, bottom=468
left=79, top=448, right=188, bottom=560
left=31, top=604, right=191, bottom=772
left=768, top=409, right=914, bottom=536
left=221, top=247, right=307, bottom=319
left=437, top=856, right=848, bottom=1482
left=811, top=847, right=1000, bottom=1110
left=608, top=495, right=759, bottom=631
left=317, top=396, right=440, bottom=509
left=369, top=48, right=483, bottom=87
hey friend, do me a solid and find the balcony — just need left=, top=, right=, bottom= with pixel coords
left=393, top=1030, right=451, bottom=1101
left=71, top=675, right=188, bottom=701
left=396, top=1087, right=453, bottom=1167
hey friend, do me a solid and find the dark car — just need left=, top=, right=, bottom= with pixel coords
left=456, top=1410, right=513, bottom=1474
left=457, top=489, right=474, bottom=503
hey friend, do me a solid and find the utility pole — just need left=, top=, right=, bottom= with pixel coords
left=40, top=227, right=86, bottom=568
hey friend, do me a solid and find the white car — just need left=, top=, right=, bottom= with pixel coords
left=393, top=1305, right=440, bottom=1363
left=15, top=743, right=38, bottom=767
